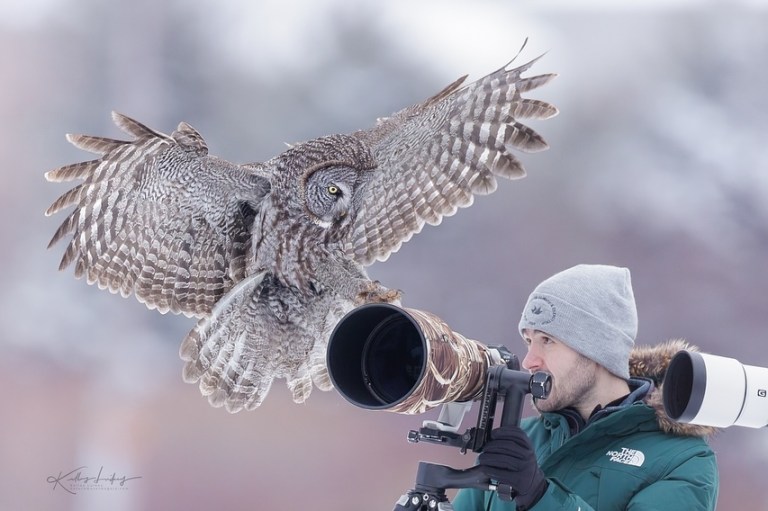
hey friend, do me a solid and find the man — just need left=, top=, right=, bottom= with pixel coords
left=452, top=264, right=719, bottom=510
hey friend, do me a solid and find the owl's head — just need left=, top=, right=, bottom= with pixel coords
left=303, top=164, right=362, bottom=227
left=274, top=134, right=376, bottom=228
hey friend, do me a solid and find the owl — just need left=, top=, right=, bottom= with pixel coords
left=45, top=49, right=557, bottom=413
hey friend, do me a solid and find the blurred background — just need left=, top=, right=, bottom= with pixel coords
left=2, top=0, right=766, bottom=509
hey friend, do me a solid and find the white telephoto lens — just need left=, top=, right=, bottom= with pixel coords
left=735, top=364, right=768, bottom=428
left=664, top=351, right=768, bottom=429
left=693, top=353, right=747, bottom=428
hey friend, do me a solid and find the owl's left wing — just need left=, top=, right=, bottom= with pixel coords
left=348, top=50, right=558, bottom=266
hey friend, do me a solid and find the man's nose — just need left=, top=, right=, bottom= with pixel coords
left=522, top=350, right=542, bottom=372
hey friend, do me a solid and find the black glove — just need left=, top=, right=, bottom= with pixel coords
left=477, top=426, right=548, bottom=510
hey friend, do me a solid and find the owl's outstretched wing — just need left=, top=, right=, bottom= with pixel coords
left=45, top=112, right=270, bottom=317
left=348, top=49, right=558, bottom=266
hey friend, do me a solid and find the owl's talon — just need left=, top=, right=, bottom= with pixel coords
left=355, top=284, right=402, bottom=305
left=382, top=288, right=402, bottom=303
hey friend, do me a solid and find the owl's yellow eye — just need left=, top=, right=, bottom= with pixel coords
left=327, top=185, right=339, bottom=195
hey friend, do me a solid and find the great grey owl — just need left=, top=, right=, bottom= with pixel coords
left=45, top=50, right=557, bottom=413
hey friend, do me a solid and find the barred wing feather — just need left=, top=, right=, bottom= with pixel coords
left=349, top=51, right=557, bottom=266
left=45, top=112, right=270, bottom=317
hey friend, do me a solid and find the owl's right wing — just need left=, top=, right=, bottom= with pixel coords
left=348, top=48, right=558, bottom=266
left=45, top=112, right=270, bottom=317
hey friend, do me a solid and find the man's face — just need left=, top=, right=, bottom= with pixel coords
left=521, top=328, right=599, bottom=413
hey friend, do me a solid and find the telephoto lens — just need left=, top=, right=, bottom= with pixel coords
left=327, top=303, right=516, bottom=414
left=663, top=350, right=768, bottom=428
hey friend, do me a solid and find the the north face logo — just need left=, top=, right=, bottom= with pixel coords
left=606, top=447, right=645, bottom=467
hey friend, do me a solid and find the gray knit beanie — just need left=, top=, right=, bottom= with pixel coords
left=518, top=264, right=637, bottom=379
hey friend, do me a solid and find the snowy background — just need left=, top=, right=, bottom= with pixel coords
left=1, top=0, right=767, bottom=509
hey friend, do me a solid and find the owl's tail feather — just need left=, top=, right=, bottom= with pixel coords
left=179, top=272, right=273, bottom=413
left=286, top=371, right=313, bottom=404
left=283, top=298, right=352, bottom=401
left=310, top=298, right=356, bottom=393
left=309, top=355, right=332, bottom=392
left=284, top=348, right=333, bottom=403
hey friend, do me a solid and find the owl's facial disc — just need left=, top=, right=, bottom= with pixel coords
left=304, top=165, right=358, bottom=226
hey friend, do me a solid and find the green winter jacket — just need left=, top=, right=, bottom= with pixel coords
left=452, top=341, right=719, bottom=511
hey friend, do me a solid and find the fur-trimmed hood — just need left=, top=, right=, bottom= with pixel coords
left=629, top=339, right=718, bottom=438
